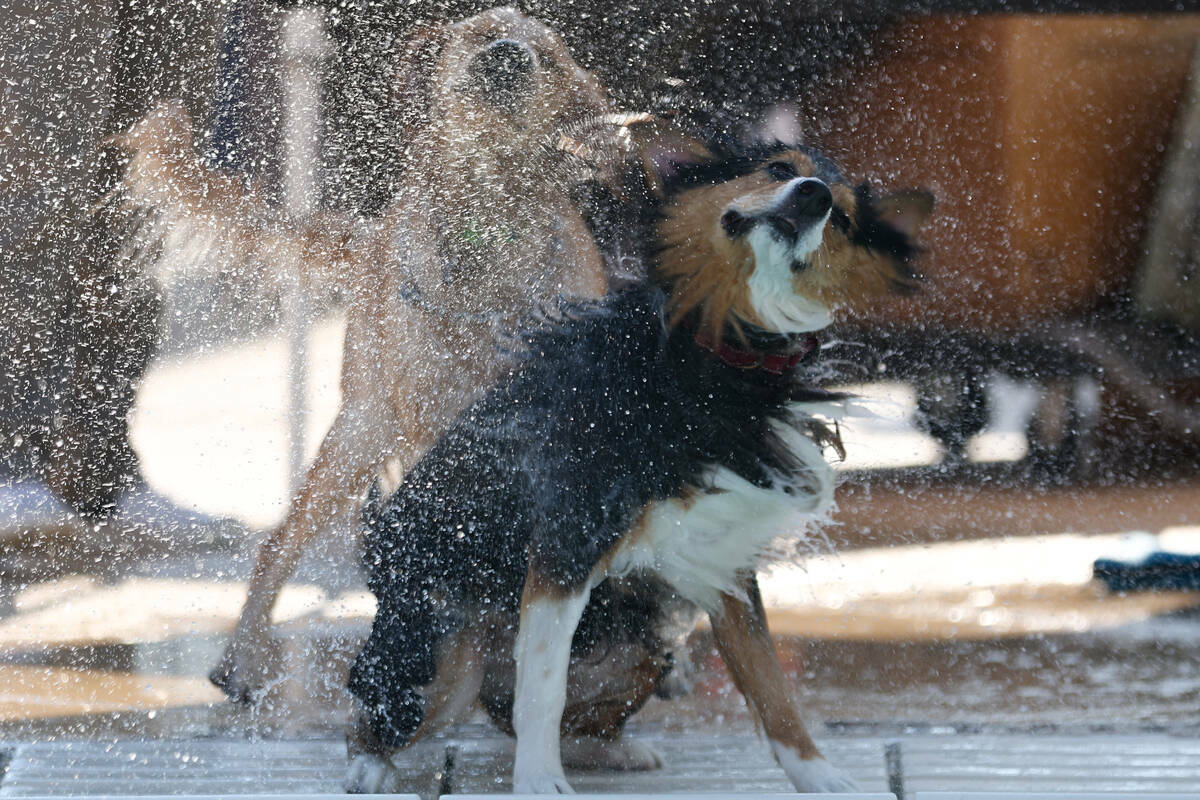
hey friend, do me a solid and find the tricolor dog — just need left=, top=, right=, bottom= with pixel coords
left=345, top=131, right=932, bottom=793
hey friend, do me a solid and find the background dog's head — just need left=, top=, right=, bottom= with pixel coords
left=641, top=134, right=932, bottom=339
left=393, top=7, right=609, bottom=190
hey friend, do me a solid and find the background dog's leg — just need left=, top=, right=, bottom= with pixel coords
left=709, top=572, right=859, bottom=793
left=512, top=571, right=592, bottom=794
left=212, top=402, right=396, bottom=702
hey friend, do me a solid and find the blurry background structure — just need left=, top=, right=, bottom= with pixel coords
left=1, top=0, right=1199, bottom=786
left=6, top=0, right=1200, bottom=563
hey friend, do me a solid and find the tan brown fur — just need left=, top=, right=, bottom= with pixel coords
left=656, top=178, right=762, bottom=339
left=403, top=621, right=490, bottom=742
left=474, top=573, right=670, bottom=743
left=347, top=597, right=665, bottom=766
left=559, top=650, right=666, bottom=739
left=346, top=615, right=491, bottom=763
left=117, top=101, right=358, bottom=293
left=808, top=191, right=922, bottom=317
left=520, top=561, right=581, bottom=602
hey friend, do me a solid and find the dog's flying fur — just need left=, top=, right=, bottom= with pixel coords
left=344, top=128, right=933, bottom=793
left=116, top=7, right=620, bottom=702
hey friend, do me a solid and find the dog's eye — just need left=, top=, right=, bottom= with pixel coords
left=765, top=161, right=797, bottom=181
left=830, top=207, right=852, bottom=233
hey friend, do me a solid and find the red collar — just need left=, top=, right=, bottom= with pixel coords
left=694, top=329, right=820, bottom=375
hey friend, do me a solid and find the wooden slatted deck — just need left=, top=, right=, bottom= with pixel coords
left=2, top=730, right=1199, bottom=797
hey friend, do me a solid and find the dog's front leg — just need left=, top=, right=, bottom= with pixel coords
left=512, top=568, right=592, bottom=794
left=213, top=397, right=396, bottom=702
left=709, top=571, right=859, bottom=793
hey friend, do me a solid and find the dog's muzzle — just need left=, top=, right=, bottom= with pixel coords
left=766, top=178, right=832, bottom=241
left=470, top=38, right=535, bottom=111
left=722, top=178, right=834, bottom=243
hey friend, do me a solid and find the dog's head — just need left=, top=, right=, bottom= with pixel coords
left=646, top=137, right=933, bottom=339
left=394, top=7, right=608, bottom=180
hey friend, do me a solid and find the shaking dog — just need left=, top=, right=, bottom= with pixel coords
left=346, top=129, right=932, bottom=793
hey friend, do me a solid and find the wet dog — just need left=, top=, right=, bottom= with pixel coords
left=345, top=130, right=932, bottom=793
left=116, top=7, right=616, bottom=703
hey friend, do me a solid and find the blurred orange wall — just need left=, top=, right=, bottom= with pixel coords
left=807, top=15, right=1200, bottom=330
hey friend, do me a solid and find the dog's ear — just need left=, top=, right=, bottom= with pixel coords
left=857, top=187, right=933, bottom=296
left=391, top=23, right=452, bottom=139
left=616, top=117, right=714, bottom=199
left=108, top=99, right=194, bottom=154
left=875, top=188, right=934, bottom=241
left=754, top=102, right=805, bottom=148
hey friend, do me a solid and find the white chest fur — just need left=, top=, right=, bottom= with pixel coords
left=607, top=406, right=836, bottom=612
left=745, top=214, right=833, bottom=334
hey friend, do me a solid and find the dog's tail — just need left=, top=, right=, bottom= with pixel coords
left=108, top=100, right=360, bottom=299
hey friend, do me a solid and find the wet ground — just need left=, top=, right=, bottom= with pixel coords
left=1, top=520, right=1198, bottom=743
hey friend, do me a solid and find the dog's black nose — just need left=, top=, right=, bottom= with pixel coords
left=473, top=39, right=535, bottom=98
left=781, top=178, right=833, bottom=221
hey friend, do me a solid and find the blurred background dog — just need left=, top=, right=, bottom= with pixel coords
left=115, top=7, right=619, bottom=702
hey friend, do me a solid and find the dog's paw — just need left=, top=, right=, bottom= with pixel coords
left=208, top=639, right=272, bottom=705
left=345, top=753, right=404, bottom=794
left=654, top=666, right=693, bottom=699
left=561, top=736, right=665, bottom=772
left=513, top=771, right=575, bottom=794
left=779, top=755, right=860, bottom=793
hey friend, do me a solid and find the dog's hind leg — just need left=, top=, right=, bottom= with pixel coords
left=559, top=648, right=671, bottom=772
left=560, top=736, right=664, bottom=773
left=212, top=400, right=397, bottom=702
left=709, top=571, right=859, bottom=793
left=476, top=641, right=669, bottom=773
